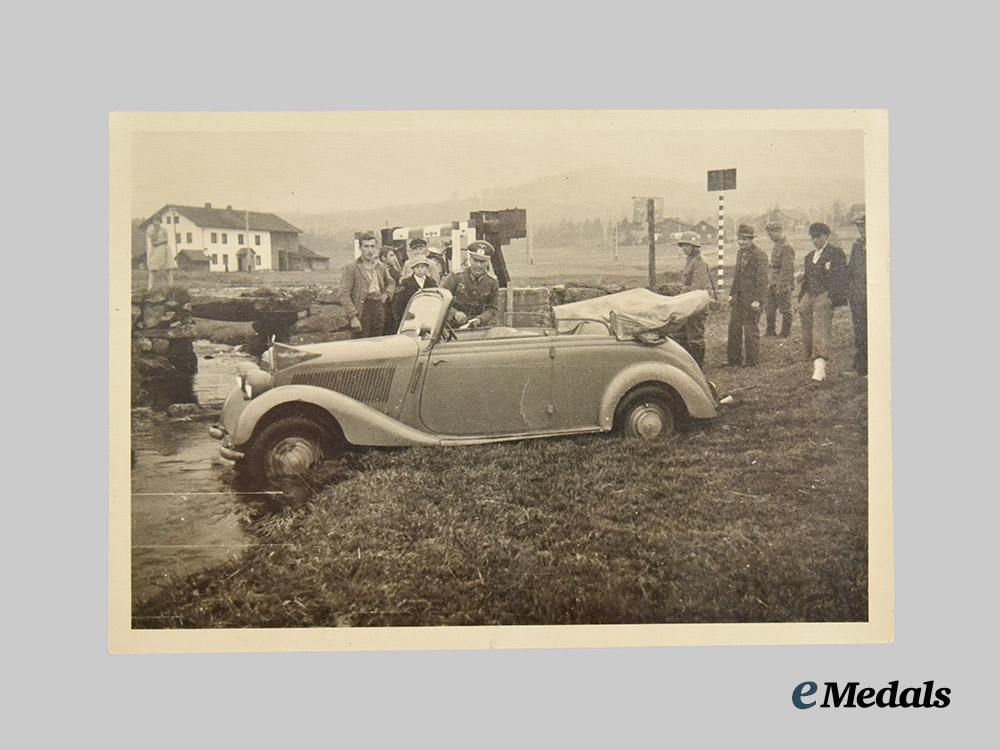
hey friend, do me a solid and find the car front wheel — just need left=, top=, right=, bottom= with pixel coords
left=614, top=386, right=676, bottom=440
left=244, top=415, right=337, bottom=483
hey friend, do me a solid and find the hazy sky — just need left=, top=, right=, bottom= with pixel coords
left=131, top=126, right=864, bottom=219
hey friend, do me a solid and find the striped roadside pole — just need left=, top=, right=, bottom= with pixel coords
left=717, top=193, right=725, bottom=293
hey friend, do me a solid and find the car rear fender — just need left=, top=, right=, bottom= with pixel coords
left=599, top=363, right=717, bottom=426
left=232, top=384, right=442, bottom=448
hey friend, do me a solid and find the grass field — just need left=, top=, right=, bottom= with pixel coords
left=133, top=287, right=869, bottom=627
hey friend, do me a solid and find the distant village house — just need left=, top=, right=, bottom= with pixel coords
left=137, top=203, right=327, bottom=272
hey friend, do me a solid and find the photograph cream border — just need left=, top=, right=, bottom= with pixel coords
left=109, top=109, right=891, bottom=653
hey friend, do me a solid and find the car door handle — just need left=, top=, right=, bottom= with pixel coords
left=432, top=358, right=447, bottom=366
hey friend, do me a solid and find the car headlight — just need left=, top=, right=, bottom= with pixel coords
left=242, top=368, right=274, bottom=400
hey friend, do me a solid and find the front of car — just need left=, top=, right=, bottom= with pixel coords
left=210, top=289, right=455, bottom=463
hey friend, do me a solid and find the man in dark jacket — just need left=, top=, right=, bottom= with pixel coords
left=441, top=241, right=499, bottom=328
left=392, top=254, right=438, bottom=325
left=799, top=222, right=848, bottom=382
left=726, top=225, right=769, bottom=366
left=847, top=210, right=867, bottom=376
left=764, top=221, right=796, bottom=337
left=341, top=233, right=395, bottom=338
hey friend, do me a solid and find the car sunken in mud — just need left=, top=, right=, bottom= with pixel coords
left=210, top=288, right=718, bottom=482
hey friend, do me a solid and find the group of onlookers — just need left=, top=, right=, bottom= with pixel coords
left=676, top=209, right=868, bottom=381
left=342, top=234, right=499, bottom=338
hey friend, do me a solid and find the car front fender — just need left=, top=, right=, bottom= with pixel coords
left=598, top=362, right=718, bottom=427
left=232, top=384, right=442, bottom=448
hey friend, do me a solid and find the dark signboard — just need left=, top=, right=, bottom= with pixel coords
left=707, top=168, right=737, bottom=191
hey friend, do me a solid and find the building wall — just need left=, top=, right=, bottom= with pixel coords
left=156, top=209, right=275, bottom=271
left=270, top=232, right=299, bottom=271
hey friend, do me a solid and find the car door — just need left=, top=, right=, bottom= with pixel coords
left=419, top=336, right=552, bottom=436
left=547, top=334, right=627, bottom=430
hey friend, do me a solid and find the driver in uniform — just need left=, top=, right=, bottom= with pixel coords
left=441, top=240, right=499, bottom=328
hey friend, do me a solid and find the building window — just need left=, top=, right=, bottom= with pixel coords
left=186, top=232, right=193, bottom=243
left=175, top=233, right=181, bottom=244
left=255, top=255, right=261, bottom=266
left=211, top=232, right=218, bottom=243
left=211, top=254, right=218, bottom=264
left=255, top=235, right=261, bottom=246
left=165, top=215, right=171, bottom=224
left=238, top=234, right=244, bottom=245
left=222, top=233, right=228, bottom=244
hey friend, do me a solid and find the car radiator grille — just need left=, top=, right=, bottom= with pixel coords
left=292, top=365, right=396, bottom=406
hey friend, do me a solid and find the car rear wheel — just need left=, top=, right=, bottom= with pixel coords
left=614, top=386, right=676, bottom=440
left=244, top=415, right=337, bottom=483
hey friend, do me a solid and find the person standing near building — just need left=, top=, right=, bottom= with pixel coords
left=847, top=209, right=867, bottom=376
left=726, top=225, right=769, bottom=367
left=799, top=222, right=848, bottom=382
left=764, top=220, right=796, bottom=337
left=342, top=233, right=395, bottom=338
left=676, top=231, right=714, bottom=368
left=441, top=241, right=499, bottom=328
left=145, top=214, right=177, bottom=291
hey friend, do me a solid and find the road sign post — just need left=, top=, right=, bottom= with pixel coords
left=707, top=169, right=737, bottom=293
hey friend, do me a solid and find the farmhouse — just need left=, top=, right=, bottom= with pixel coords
left=140, top=203, right=311, bottom=272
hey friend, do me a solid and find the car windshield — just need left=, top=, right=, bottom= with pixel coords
left=398, top=292, right=444, bottom=338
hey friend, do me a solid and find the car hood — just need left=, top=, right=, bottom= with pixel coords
left=293, top=334, right=420, bottom=366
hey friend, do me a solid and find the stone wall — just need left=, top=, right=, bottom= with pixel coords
left=131, top=287, right=199, bottom=407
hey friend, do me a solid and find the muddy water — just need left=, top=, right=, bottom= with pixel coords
left=131, top=341, right=265, bottom=608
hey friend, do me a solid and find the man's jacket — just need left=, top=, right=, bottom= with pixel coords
left=731, top=243, right=769, bottom=307
left=441, top=269, right=499, bottom=325
left=769, top=239, right=796, bottom=294
left=800, top=244, right=848, bottom=306
left=341, top=259, right=394, bottom=319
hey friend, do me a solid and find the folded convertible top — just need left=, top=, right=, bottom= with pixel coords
left=553, top=288, right=711, bottom=334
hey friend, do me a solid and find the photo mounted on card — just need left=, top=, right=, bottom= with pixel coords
left=109, top=110, right=891, bottom=653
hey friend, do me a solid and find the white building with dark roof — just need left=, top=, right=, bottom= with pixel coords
left=140, top=203, right=304, bottom=272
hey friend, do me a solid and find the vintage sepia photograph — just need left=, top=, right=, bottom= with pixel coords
left=109, top=110, right=891, bottom=652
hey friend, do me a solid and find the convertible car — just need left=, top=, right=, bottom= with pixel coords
left=210, top=288, right=718, bottom=482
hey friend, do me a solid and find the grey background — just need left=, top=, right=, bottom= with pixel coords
left=7, top=0, right=994, bottom=745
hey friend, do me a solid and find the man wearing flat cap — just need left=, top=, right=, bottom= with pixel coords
left=676, top=231, right=714, bottom=367
left=764, top=221, right=796, bottom=337
left=799, top=222, right=848, bottom=382
left=847, top=209, right=867, bottom=376
left=441, top=240, right=499, bottom=328
left=726, top=225, right=769, bottom=367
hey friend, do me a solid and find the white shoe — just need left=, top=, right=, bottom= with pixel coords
left=811, top=357, right=827, bottom=382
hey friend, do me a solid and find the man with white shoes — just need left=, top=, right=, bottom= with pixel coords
left=799, top=222, right=848, bottom=382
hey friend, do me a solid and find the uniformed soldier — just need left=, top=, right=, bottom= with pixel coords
left=764, top=221, right=796, bottom=337
left=727, top=225, right=769, bottom=367
left=441, top=240, right=499, bottom=328
left=676, top=231, right=714, bottom=368
left=847, top=209, right=867, bottom=376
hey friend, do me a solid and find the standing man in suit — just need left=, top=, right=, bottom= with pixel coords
left=726, top=225, right=769, bottom=367
left=341, top=232, right=395, bottom=338
left=764, top=220, right=796, bottom=337
left=847, top=209, right=867, bottom=376
left=799, top=222, right=848, bottom=382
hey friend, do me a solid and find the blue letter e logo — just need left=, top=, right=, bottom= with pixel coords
left=792, top=681, right=818, bottom=709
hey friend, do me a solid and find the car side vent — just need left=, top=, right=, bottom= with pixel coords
left=292, top=365, right=396, bottom=405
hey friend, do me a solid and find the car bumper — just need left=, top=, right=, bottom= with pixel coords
left=209, top=423, right=246, bottom=461
left=210, top=384, right=251, bottom=461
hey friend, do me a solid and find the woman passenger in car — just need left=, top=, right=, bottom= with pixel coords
left=393, top=253, right=438, bottom=329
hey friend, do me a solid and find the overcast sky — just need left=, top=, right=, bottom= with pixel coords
left=131, top=126, right=864, bottom=219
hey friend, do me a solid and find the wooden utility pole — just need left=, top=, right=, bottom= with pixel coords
left=647, top=197, right=656, bottom=289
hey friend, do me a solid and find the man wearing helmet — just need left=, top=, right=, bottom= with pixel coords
left=676, top=231, right=714, bottom=368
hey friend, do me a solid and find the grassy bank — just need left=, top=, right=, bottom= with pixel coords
left=134, top=310, right=868, bottom=628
